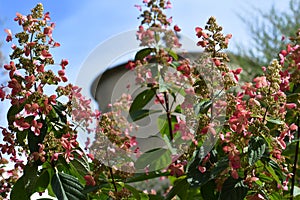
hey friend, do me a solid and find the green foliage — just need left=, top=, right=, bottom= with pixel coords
left=248, top=136, right=267, bottom=165
left=219, top=177, right=248, bottom=200
left=135, top=148, right=172, bottom=171
left=51, top=172, right=87, bottom=200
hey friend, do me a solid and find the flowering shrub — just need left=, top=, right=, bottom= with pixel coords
left=0, top=1, right=299, bottom=200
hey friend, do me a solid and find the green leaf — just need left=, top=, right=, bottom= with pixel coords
left=53, top=101, right=67, bottom=123
left=157, top=114, right=177, bottom=137
left=129, top=89, right=156, bottom=118
left=35, top=170, right=50, bottom=192
left=266, top=117, right=285, bottom=125
left=16, top=129, right=28, bottom=145
left=10, top=176, right=31, bottom=200
left=187, top=150, right=228, bottom=187
left=201, top=179, right=218, bottom=200
left=248, top=136, right=267, bottom=165
left=70, top=152, right=90, bottom=177
left=134, top=48, right=154, bottom=61
left=23, top=163, right=39, bottom=195
left=51, top=172, right=87, bottom=200
left=166, top=49, right=179, bottom=61
left=194, top=99, right=212, bottom=116
left=125, top=171, right=170, bottom=183
left=135, top=148, right=172, bottom=172
left=7, top=102, right=25, bottom=123
left=265, top=164, right=280, bottom=184
left=220, top=177, right=248, bottom=200
left=28, top=119, right=48, bottom=154
left=165, top=177, right=189, bottom=200
left=129, top=109, right=161, bottom=122
left=124, top=184, right=150, bottom=200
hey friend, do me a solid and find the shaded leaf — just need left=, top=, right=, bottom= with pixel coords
left=187, top=150, right=228, bottom=187
left=23, top=163, right=39, bottom=195
left=129, top=109, right=161, bottom=122
left=220, top=177, right=248, bottom=200
left=129, top=89, right=156, bottom=117
left=53, top=101, right=67, bottom=124
left=28, top=119, right=48, bottom=154
left=69, top=151, right=90, bottom=183
left=10, top=177, right=31, bottom=200
left=51, top=172, right=86, bottom=200
left=165, top=177, right=189, bottom=200
left=35, top=170, right=50, bottom=192
left=248, top=136, right=267, bottom=165
left=134, top=48, right=154, bottom=61
left=7, top=102, right=25, bottom=123
left=201, top=179, right=218, bottom=200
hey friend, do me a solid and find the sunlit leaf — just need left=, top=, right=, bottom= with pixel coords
left=157, top=114, right=177, bottom=138
left=135, top=148, right=172, bottom=171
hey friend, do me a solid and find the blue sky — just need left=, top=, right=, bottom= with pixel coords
left=0, top=0, right=290, bottom=84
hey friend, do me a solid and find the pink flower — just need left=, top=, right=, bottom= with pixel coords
left=167, top=17, right=173, bottom=24
left=198, top=166, right=206, bottom=173
left=177, top=63, right=190, bottom=76
left=165, top=0, right=172, bottom=9
left=213, top=59, right=221, bottom=66
left=31, top=120, right=43, bottom=136
left=289, top=123, right=298, bottom=131
left=173, top=117, right=193, bottom=140
left=285, top=103, right=297, bottom=109
left=231, top=68, right=242, bottom=82
left=25, top=103, right=39, bottom=116
left=130, top=136, right=138, bottom=147
left=231, top=169, right=239, bottom=179
left=134, top=4, right=142, bottom=11
left=4, top=29, right=12, bottom=42
left=60, top=59, right=69, bottom=69
left=229, top=102, right=250, bottom=134
left=84, top=175, right=96, bottom=186
left=43, top=12, right=51, bottom=21
left=169, top=163, right=184, bottom=177
left=8, top=78, right=22, bottom=95
left=174, top=25, right=181, bottom=32
left=13, top=118, right=30, bottom=131
left=155, top=93, right=164, bottom=104
left=0, top=88, right=5, bottom=101
left=87, top=153, right=94, bottom=160
left=253, top=76, right=268, bottom=88
left=195, top=27, right=208, bottom=38
left=125, top=61, right=136, bottom=70
left=197, top=40, right=208, bottom=47
left=41, top=49, right=52, bottom=59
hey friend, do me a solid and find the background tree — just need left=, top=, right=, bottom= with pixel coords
left=234, top=0, right=300, bottom=78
